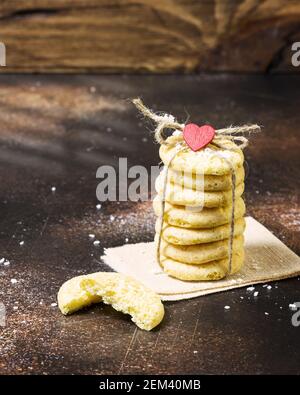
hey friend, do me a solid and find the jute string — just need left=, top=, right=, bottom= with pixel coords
left=133, top=98, right=260, bottom=277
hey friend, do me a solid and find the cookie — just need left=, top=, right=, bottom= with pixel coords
left=57, top=272, right=164, bottom=331
left=160, top=135, right=244, bottom=176
left=156, top=217, right=246, bottom=245
left=160, top=249, right=244, bottom=281
left=156, top=235, right=244, bottom=265
left=155, top=173, right=244, bottom=207
left=153, top=196, right=245, bottom=229
left=165, top=165, right=245, bottom=191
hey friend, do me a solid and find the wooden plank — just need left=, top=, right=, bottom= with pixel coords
left=0, top=0, right=299, bottom=73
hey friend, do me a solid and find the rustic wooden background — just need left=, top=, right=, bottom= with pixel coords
left=0, top=0, right=300, bottom=73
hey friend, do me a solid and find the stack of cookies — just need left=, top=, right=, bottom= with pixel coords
left=153, top=134, right=246, bottom=281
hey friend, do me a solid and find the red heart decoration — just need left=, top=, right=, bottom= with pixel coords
left=183, top=123, right=215, bottom=152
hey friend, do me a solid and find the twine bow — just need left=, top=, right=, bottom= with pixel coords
left=133, top=98, right=260, bottom=151
left=133, top=98, right=261, bottom=278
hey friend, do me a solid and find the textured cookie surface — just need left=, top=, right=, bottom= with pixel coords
left=160, top=250, right=244, bottom=281
left=153, top=196, right=245, bottom=228
left=156, top=173, right=244, bottom=207
left=156, top=235, right=244, bottom=265
left=165, top=165, right=245, bottom=191
left=159, top=136, right=244, bottom=175
left=156, top=217, right=246, bottom=245
left=57, top=272, right=164, bottom=331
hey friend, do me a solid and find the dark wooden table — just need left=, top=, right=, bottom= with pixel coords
left=0, top=74, right=299, bottom=375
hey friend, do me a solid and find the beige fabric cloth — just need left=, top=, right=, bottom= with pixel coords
left=102, top=217, right=300, bottom=301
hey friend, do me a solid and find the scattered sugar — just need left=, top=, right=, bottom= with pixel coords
left=11, top=279, right=18, bottom=284
left=93, top=240, right=100, bottom=246
left=240, top=296, right=244, bottom=299
left=88, top=234, right=95, bottom=239
left=172, top=130, right=182, bottom=137
left=253, top=291, right=259, bottom=297
left=4, top=261, right=10, bottom=266
left=267, top=285, right=272, bottom=290
left=0, top=258, right=4, bottom=264
left=125, top=238, right=129, bottom=243
left=110, top=215, right=115, bottom=222
left=51, top=303, right=57, bottom=307
left=224, top=305, right=230, bottom=310
left=264, top=312, right=269, bottom=316
left=13, top=306, right=18, bottom=310
left=19, top=241, right=24, bottom=246
left=51, top=186, right=56, bottom=192
left=96, top=204, right=102, bottom=210
left=216, top=149, right=233, bottom=159
left=247, top=286, right=255, bottom=292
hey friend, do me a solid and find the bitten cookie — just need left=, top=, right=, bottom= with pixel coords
left=58, top=272, right=164, bottom=331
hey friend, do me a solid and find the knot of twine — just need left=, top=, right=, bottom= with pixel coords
left=132, top=98, right=261, bottom=150
left=133, top=98, right=260, bottom=278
